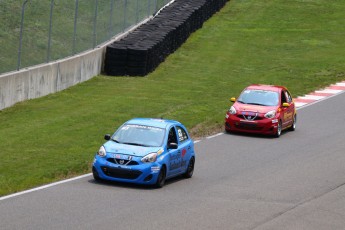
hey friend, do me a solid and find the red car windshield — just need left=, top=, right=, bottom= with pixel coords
left=237, top=89, right=279, bottom=106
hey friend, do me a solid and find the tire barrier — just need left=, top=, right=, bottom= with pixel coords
left=104, top=0, right=229, bottom=76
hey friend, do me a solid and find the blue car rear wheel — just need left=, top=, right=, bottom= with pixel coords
left=183, top=157, right=195, bottom=178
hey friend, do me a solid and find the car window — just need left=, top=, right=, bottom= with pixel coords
left=176, top=126, right=189, bottom=142
left=113, top=124, right=165, bottom=147
left=284, top=90, right=292, bottom=103
left=281, top=91, right=287, bottom=104
left=168, top=127, right=178, bottom=144
left=238, top=89, right=279, bottom=106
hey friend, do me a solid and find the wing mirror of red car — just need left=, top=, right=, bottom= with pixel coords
left=282, top=102, right=290, bottom=107
left=168, top=142, right=178, bottom=149
left=104, top=134, right=111, bottom=140
left=230, top=97, right=236, bottom=102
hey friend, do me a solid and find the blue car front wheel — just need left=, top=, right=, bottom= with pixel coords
left=92, top=166, right=102, bottom=182
left=155, top=166, right=166, bottom=188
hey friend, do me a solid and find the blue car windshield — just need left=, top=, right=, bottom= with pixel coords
left=237, top=89, right=279, bottom=106
left=112, top=124, right=165, bottom=147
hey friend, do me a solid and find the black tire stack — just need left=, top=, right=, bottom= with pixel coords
left=104, top=0, right=229, bottom=76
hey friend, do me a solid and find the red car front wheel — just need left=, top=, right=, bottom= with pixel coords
left=275, top=120, right=282, bottom=138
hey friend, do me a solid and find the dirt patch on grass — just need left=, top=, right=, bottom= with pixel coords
left=189, top=122, right=224, bottom=140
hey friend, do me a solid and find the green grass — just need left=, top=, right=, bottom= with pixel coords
left=1, top=0, right=345, bottom=196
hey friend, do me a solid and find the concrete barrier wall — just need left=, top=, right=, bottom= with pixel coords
left=0, top=15, right=155, bottom=111
left=0, top=47, right=103, bottom=110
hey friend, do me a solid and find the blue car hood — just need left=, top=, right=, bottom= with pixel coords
left=103, top=141, right=162, bottom=157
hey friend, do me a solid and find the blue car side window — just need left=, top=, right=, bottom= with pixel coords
left=176, top=126, right=188, bottom=142
left=168, top=127, right=178, bottom=145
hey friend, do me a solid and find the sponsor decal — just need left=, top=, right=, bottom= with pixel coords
left=170, top=161, right=187, bottom=170
left=169, top=162, right=181, bottom=170
left=284, top=112, right=293, bottom=120
left=169, top=150, right=188, bottom=170
left=169, top=153, right=181, bottom=161
left=242, top=111, right=256, bottom=116
left=157, top=149, right=164, bottom=155
left=151, top=166, right=160, bottom=173
left=124, top=124, right=163, bottom=131
left=182, top=149, right=187, bottom=157
left=169, top=152, right=181, bottom=170
left=242, top=111, right=258, bottom=121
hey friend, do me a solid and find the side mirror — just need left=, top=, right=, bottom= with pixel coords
left=104, top=134, right=111, bottom=140
left=282, top=102, right=290, bottom=107
left=168, top=142, right=178, bottom=149
left=230, top=97, right=236, bottom=102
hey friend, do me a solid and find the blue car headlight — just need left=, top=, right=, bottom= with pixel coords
left=97, top=146, right=106, bottom=157
left=141, top=152, right=157, bottom=163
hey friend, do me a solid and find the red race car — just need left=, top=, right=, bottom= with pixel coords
left=225, top=84, right=296, bottom=137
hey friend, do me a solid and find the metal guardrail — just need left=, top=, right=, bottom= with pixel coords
left=0, top=0, right=170, bottom=75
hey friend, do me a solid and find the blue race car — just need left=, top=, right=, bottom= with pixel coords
left=92, top=118, right=195, bottom=187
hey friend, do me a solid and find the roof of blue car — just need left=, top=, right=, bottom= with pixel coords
left=125, top=118, right=180, bottom=129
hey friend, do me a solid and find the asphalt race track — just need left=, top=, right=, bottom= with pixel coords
left=1, top=92, right=345, bottom=230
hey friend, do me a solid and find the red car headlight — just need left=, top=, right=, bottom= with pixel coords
left=229, top=106, right=237, bottom=115
left=264, top=110, right=276, bottom=119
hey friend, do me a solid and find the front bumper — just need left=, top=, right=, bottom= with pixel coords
left=225, top=114, right=278, bottom=135
left=93, top=155, right=161, bottom=185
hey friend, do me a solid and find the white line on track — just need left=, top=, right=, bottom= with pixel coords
left=0, top=174, right=92, bottom=201
left=1, top=84, right=345, bottom=201
left=206, top=133, right=224, bottom=139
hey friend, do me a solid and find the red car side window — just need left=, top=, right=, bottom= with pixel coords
left=281, top=91, right=287, bottom=104
left=284, top=91, right=292, bottom=103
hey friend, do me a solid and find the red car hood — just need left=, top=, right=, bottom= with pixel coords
left=234, top=104, right=277, bottom=115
